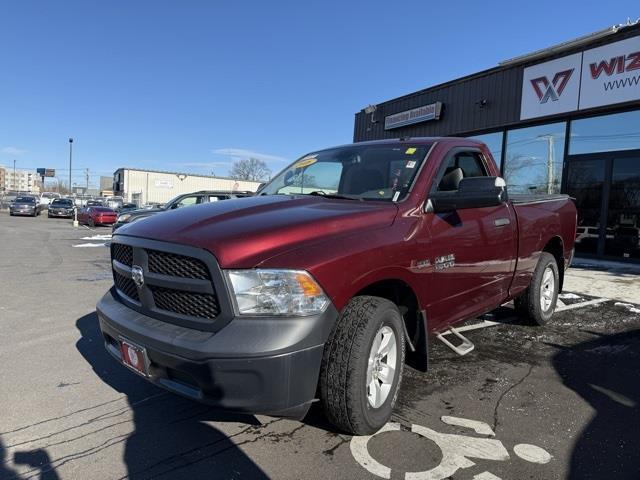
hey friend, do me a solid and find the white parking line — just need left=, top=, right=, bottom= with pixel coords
left=555, top=298, right=608, bottom=312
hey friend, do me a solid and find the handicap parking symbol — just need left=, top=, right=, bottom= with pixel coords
left=350, top=416, right=552, bottom=480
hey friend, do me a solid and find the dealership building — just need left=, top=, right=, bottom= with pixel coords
left=112, top=168, right=261, bottom=205
left=354, top=21, right=640, bottom=262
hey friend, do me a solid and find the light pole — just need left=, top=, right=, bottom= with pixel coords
left=13, top=159, right=16, bottom=191
left=72, top=182, right=79, bottom=227
left=68, top=138, right=73, bottom=195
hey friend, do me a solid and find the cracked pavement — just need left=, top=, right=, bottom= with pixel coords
left=1, top=214, right=639, bottom=479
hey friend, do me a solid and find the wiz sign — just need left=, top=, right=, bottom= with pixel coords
left=520, top=35, right=640, bottom=120
left=580, top=36, right=640, bottom=110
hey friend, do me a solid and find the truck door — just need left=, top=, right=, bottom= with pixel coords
left=425, top=148, right=517, bottom=331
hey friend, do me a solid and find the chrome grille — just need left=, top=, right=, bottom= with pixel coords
left=110, top=240, right=222, bottom=326
left=147, top=249, right=209, bottom=279
left=111, top=243, right=133, bottom=267
left=113, top=271, right=139, bottom=301
left=150, top=286, right=220, bottom=319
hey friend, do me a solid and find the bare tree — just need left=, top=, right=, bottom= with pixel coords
left=229, top=158, right=271, bottom=182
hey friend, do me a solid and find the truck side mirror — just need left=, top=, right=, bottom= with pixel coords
left=426, top=176, right=508, bottom=213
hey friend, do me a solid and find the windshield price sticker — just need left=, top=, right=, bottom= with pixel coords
left=293, top=155, right=318, bottom=169
left=405, top=147, right=417, bottom=155
left=406, top=160, right=417, bottom=169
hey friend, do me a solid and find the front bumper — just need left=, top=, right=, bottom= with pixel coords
left=97, top=289, right=338, bottom=415
left=48, top=210, right=74, bottom=218
left=10, top=208, right=35, bottom=216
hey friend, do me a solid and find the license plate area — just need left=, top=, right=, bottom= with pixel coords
left=119, top=338, right=150, bottom=377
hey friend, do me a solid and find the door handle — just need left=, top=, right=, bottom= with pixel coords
left=494, top=218, right=511, bottom=227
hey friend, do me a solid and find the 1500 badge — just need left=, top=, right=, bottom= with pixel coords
left=434, top=254, right=455, bottom=270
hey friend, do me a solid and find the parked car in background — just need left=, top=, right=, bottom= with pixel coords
left=120, top=203, right=138, bottom=213
left=86, top=200, right=103, bottom=207
left=112, top=190, right=253, bottom=231
left=105, top=196, right=124, bottom=211
left=77, top=206, right=118, bottom=227
left=48, top=198, right=76, bottom=218
left=39, top=192, right=61, bottom=208
left=9, top=196, right=40, bottom=216
left=141, top=202, right=164, bottom=210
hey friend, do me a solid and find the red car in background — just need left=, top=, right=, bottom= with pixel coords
left=77, top=206, right=117, bottom=227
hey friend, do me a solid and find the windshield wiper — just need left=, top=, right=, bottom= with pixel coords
left=308, top=191, right=362, bottom=201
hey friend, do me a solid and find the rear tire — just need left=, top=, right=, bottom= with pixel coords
left=514, top=252, right=559, bottom=326
left=319, top=296, right=405, bottom=435
left=88, top=218, right=95, bottom=228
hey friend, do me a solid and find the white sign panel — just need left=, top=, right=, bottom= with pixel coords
left=154, top=180, right=173, bottom=189
left=520, top=53, right=581, bottom=120
left=579, top=35, right=640, bottom=110
left=384, top=102, right=442, bottom=130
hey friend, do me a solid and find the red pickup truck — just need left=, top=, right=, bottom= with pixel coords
left=97, top=138, right=576, bottom=435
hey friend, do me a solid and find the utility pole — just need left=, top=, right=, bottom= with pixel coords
left=536, top=134, right=555, bottom=194
left=68, top=138, right=73, bottom=195
left=85, top=168, right=89, bottom=192
left=13, top=159, right=16, bottom=191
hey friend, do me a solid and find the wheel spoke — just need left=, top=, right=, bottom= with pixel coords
left=370, top=332, right=383, bottom=358
left=378, top=332, right=393, bottom=356
left=373, top=380, right=383, bottom=407
left=368, top=379, right=379, bottom=407
left=366, top=359, right=374, bottom=385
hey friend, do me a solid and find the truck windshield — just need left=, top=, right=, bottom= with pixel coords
left=260, top=144, right=432, bottom=201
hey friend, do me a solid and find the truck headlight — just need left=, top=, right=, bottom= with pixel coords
left=225, top=269, right=329, bottom=316
left=117, top=213, right=131, bottom=222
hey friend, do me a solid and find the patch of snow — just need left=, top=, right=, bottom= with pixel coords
left=559, top=293, right=581, bottom=300
left=614, top=302, right=640, bottom=314
left=81, top=234, right=112, bottom=240
left=73, top=242, right=107, bottom=248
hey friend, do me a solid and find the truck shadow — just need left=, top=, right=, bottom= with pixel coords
left=75, top=312, right=269, bottom=479
left=550, top=329, right=640, bottom=480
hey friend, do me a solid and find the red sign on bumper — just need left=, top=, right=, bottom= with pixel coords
left=120, top=339, right=149, bottom=376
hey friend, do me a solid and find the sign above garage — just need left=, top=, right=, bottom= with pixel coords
left=385, top=102, right=443, bottom=130
left=520, top=35, right=640, bottom=120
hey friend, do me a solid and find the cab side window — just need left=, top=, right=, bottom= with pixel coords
left=436, top=152, right=488, bottom=191
left=174, top=196, right=198, bottom=208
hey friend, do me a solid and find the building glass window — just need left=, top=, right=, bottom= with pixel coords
left=569, top=110, right=640, bottom=155
left=468, top=132, right=503, bottom=168
left=504, top=122, right=566, bottom=195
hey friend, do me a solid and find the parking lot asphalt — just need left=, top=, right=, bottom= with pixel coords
left=1, top=213, right=639, bottom=480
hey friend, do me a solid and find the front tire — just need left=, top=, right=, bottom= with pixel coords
left=319, top=296, right=405, bottom=435
left=515, top=252, right=559, bottom=325
left=88, top=218, right=95, bottom=228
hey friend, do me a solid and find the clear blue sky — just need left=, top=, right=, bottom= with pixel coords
left=0, top=1, right=637, bottom=188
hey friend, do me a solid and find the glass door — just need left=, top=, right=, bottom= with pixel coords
left=565, top=157, right=607, bottom=256
left=605, top=156, right=640, bottom=260
left=565, top=151, right=640, bottom=260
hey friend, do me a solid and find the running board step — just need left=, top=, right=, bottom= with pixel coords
left=437, top=326, right=475, bottom=356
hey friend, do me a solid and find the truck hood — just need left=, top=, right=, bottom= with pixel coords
left=116, top=195, right=398, bottom=268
